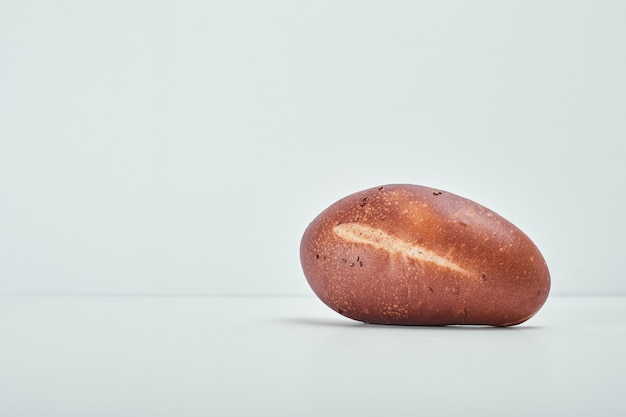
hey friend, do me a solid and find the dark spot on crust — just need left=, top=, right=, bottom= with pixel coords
left=433, top=191, right=442, bottom=196
left=315, top=254, right=320, bottom=260
left=350, top=262, right=355, bottom=267
left=459, top=221, right=468, bottom=228
left=359, top=261, right=363, bottom=267
left=481, top=274, right=487, bottom=281
left=337, top=308, right=344, bottom=314
left=359, top=197, right=367, bottom=207
left=378, top=186, right=384, bottom=191
left=342, top=258, right=347, bottom=263
left=427, top=287, right=434, bottom=293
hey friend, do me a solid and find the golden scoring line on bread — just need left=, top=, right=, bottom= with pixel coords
left=333, top=223, right=470, bottom=276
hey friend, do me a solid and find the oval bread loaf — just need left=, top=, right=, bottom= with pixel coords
left=300, top=184, right=550, bottom=326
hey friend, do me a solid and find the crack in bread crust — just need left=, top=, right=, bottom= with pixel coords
left=333, top=223, right=471, bottom=276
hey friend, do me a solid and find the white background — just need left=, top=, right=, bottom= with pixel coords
left=1, top=4, right=625, bottom=417
left=1, top=296, right=624, bottom=417
left=1, top=0, right=625, bottom=296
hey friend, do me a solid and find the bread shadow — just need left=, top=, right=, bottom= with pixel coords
left=280, top=317, right=542, bottom=331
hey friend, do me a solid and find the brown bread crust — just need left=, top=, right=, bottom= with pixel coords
left=300, top=184, right=550, bottom=326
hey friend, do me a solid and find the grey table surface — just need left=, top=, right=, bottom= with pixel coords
left=1, top=295, right=624, bottom=417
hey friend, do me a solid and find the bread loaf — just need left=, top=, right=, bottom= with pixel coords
left=300, top=184, right=550, bottom=326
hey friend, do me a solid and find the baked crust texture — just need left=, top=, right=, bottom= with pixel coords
left=300, top=184, right=550, bottom=326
